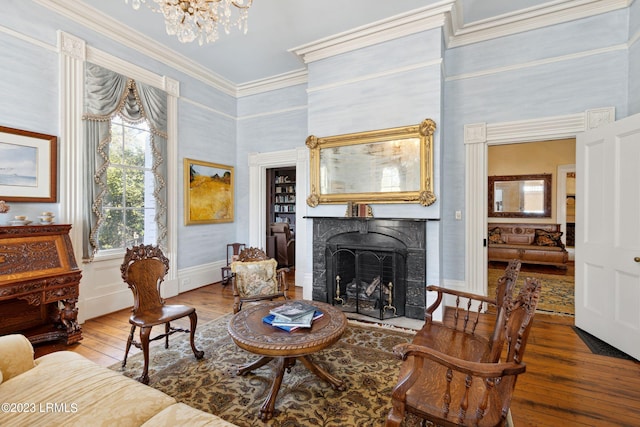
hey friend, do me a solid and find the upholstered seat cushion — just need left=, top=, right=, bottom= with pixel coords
left=231, top=258, right=278, bottom=297
left=142, top=403, right=236, bottom=427
left=0, top=351, right=176, bottom=426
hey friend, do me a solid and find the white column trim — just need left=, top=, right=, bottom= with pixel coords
left=58, top=30, right=85, bottom=320
left=464, top=108, right=614, bottom=296
left=166, top=77, right=179, bottom=286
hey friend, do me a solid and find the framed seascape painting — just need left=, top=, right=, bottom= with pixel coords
left=184, top=158, right=234, bottom=225
left=0, top=126, right=57, bottom=202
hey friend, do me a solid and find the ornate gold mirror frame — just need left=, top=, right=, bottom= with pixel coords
left=306, top=119, right=436, bottom=207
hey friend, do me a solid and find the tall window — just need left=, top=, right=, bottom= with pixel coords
left=97, top=116, right=157, bottom=252
left=82, top=62, right=168, bottom=261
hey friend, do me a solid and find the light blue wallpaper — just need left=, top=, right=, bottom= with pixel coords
left=629, top=0, right=640, bottom=116
left=177, top=101, right=237, bottom=268
left=236, top=84, right=309, bottom=244
left=1, top=2, right=237, bottom=271
left=3, top=1, right=639, bottom=286
left=441, top=8, right=630, bottom=280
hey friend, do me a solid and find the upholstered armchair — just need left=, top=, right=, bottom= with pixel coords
left=270, top=223, right=295, bottom=267
left=230, top=247, right=288, bottom=313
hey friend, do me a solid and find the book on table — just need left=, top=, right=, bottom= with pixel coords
left=268, top=301, right=318, bottom=321
left=263, top=310, right=324, bottom=332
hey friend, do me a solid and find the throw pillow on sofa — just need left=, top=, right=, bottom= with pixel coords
left=488, top=227, right=505, bottom=244
left=534, top=229, right=563, bottom=247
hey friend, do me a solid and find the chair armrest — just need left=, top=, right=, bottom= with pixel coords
left=425, top=285, right=497, bottom=322
left=393, top=342, right=526, bottom=378
left=0, top=334, right=36, bottom=382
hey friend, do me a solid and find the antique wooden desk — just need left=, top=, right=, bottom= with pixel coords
left=0, top=224, right=82, bottom=345
left=227, top=300, right=347, bottom=420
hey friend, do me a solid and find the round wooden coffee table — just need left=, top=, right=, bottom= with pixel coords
left=227, top=300, right=347, bottom=420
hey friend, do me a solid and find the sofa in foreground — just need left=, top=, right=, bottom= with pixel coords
left=0, top=334, right=237, bottom=427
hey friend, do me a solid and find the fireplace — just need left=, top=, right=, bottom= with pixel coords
left=310, top=217, right=426, bottom=320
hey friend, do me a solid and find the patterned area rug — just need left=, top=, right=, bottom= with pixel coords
left=488, top=266, right=575, bottom=315
left=110, top=314, right=419, bottom=427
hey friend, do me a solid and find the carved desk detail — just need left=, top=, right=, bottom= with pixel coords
left=0, top=224, right=82, bottom=345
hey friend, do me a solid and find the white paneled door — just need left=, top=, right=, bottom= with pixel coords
left=575, top=112, right=640, bottom=360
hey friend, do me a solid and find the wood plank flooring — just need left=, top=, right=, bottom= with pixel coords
left=34, top=281, right=640, bottom=427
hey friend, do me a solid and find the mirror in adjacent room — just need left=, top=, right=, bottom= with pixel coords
left=488, top=174, right=552, bottom=218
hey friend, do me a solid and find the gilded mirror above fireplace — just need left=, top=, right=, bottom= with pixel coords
left=488, top=173, right=552, bottom=218
left=305, top=119, right=436, bottom=207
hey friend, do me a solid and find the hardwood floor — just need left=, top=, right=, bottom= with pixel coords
left=34, top=281, right=639, bottom=427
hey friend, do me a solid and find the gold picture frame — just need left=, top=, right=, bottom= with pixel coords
left=0, top=126, right=57, bottom=202
left=306, top=119, right=436, bottom=207
left=184, top=158, right=234, bottom=225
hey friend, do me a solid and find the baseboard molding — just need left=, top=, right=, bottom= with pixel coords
left=178, top=260, right=226, bottom=293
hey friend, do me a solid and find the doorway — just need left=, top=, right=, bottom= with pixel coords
left=487, top=139, right=576, bottom=316
left=266, top=166, right=296, bottom=267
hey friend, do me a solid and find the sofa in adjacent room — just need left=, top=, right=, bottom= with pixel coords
left=0, top=334, right=237, bottom=427
left=488, top=223, right=569, bottom=268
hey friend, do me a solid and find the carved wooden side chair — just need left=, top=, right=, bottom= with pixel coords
left=221, top=242, right=246, bottom=286
left=230, top=247, right=288, bottom=313
left=386, top=277, right=541, bottom=427
left=120, top=244, right=204, bottom=384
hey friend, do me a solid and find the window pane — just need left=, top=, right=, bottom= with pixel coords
left=105, top=167, right=124, bottom=207
left=125, top=169, right=145, bottom=207
left=144, top=207, right=157, bottom=245
left=125, top=209, right=145, bottom=247
left=109, top=122, right=124, bottom=164
left=123, top=126, right=148, bottom=167
left=98, top=209, right=124, bottom=250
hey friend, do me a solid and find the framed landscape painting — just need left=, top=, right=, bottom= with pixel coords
left=0, top=126, right=57, bottom=202
left=184, top=158, right=234, bottom=225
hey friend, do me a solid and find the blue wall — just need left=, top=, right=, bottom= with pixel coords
left=629, top=0, right=640, bottom=116
left=441, top=8, right=629, bottom=280
left=1, top=2, right=637, bottom=285
left=0, top=1, right=237, bottom=270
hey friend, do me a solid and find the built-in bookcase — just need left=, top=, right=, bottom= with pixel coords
left=267, top=167, right=296, bottom=234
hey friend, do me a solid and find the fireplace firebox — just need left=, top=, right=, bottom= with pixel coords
left=309, top=217, right=426, bottom=320
left=327, top=232, right=406, bottom=319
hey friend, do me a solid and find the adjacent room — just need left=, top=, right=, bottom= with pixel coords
left=1, top=1, right=639, bottom=426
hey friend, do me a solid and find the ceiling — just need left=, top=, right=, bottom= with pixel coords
left=75, top=0, right=551, bottom=86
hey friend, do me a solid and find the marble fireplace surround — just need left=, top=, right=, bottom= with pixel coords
left=309, top=217, right=427, bottom=320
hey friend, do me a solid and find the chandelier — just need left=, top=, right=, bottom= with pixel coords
left=125, top=0, right=253, bottom=45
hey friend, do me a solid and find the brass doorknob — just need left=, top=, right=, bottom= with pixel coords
left=635, top=257, right=640, bottom=263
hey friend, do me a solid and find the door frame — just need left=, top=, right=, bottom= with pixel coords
left=248, top=147, right=309, bottom=295
left=556, top=164, right=576, bottom=259
left=464, top=107, right=614, bottom=298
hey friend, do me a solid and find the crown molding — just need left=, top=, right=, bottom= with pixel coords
left=237, top=69, right=308, bottom=98
left=35, top=0, right=236, bottom=96
left=447, top=0, right=631, bottom=48
left=289, top=0, right=456, bottom=64
left=34, top=0, right=633, bottom=97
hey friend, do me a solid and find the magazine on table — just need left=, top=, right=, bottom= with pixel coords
left=268, top=301, right=318, bottom=320
left=263, top=310, right=324, bottom=332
